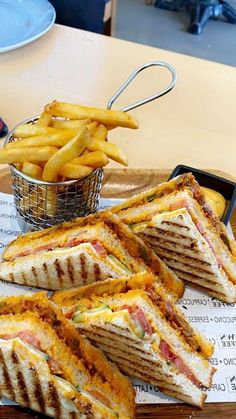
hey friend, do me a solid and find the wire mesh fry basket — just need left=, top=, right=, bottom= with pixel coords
left=4, top=61, right=176, bottom=231
left=5, top=117, right=103, bottom=230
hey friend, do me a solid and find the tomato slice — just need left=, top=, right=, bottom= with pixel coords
left=159, top=340, right=201, bottom=387
left=131, top=307, right=153, bottom=336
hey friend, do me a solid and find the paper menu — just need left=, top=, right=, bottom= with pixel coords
left=0, top=192, right=235, bottom=405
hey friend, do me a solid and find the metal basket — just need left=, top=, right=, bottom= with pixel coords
left=5, top=61, right=177, bottom=230
left=5, top=117, right=103, bottom=230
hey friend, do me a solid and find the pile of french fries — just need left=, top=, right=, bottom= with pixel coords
left=1, top=101, right=138, bottom=218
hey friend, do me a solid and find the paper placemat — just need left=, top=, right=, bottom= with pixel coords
left=0, top=192, right=235, bottom=405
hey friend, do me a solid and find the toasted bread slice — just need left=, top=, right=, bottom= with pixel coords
left=0, top=312, right=126, bottom=418
left=0, top=212, right=184, bottom=299
left=0, top=293, right=135, bottom=419
left=53, top=273, right=215, bottom=407
left=111, top=174, right=236, bottom=302
left=137, top=208, right=236, bottom=302
left=52, top=272, right=213, bottom=359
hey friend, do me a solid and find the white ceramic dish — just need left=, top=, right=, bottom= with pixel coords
left=0, top=0, right=55, bottom=53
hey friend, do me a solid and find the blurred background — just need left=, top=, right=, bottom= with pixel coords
left=49, top=0, right=236, bottom=67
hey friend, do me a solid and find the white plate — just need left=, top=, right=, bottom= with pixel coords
left=0, top=0, right=56, bottom=53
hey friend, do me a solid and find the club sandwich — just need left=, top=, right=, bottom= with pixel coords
left=0, top=211, right=183, bottom=299
left=52, top=272, right=215, bottom=407
left=0, top=292, right=135, bottom=418
left=111, top=173, right=236, bottom=303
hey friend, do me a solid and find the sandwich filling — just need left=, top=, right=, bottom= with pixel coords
left=6, top=225, right=134, bottom=275
left=123, top=190, right=236, bottom=287
left=0, top=294, right=135, bottom=418
left=66, top=295, right=211, bottom=389
left=0, top=322, right=118, bottom=416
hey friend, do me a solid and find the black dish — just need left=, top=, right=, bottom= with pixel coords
left=168, top=164, right=236, bottom=225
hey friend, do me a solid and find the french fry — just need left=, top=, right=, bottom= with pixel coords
left=86, top=121, right=98, bottom=136
left=70, top=151, right=108, bottom=168
left=87, top=139, right=128, bottom=166
left=22, top=162, right=43, bottom=180
left=59, top=164, right=93, bottom=179
left=6, top=130, right=77, bottom=149
left=37, top=112, right=52, bottom=127
left=42, top=126, right=92, bottom=182
left=14, top=124, right=59, bottom=138
left=0, top=147, right=58, bottom=164
left=92, top=124, right=107, bottom=142
left=45, top=101, right=139, bottom=129
left=51, top=118, right=90, bottom=130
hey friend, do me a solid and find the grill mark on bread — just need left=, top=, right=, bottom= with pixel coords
left=120, top=363, right=205, bottom=405
left=94, top=263, right=101, bottom=281
left=161, top=221, right=191, bottom=230
left=160, top=256, right=218, bottom=284
left=17, top=370, right=30, bottom=405
left=172, top=268, right=220, bottom=286
left=86, top=325, right=141, bottom=345
left=164, top=261, right=220, bottom=283
left=150, top=245, right=212, bottom=269
left=179, top=279, right=232, bottom=300
left=0, top=348, right=15, bottom=399
left=109, top=354, right=189, bottom=391
left=11, top=351, right=19, bottom=365
left=79, top=253, right=87, bottom=284
left=66, top=257, right=75, bottom=284
left=80, top=326, right=150, bottom=354
left=94, top=340, right=159, bottom=367
left=54, top=259, right=64, bottom=287
left=142, top=234, right=198, bottom=252
left=9, top=273, right=14, bottom=282
left=141, top=228, right=194, bottom=242
left=11, top=351, right=30, bottom=404
left=85, top=330, right=153, bottom=357
left=42, top=262, right=50, bottom=288
left=20, top=272, right=27, bottom=286
left=33, top=370, right=46, bottom=413
left=31, top=266, right=38, bottom=287
left=48, top=381, right=61, bottom=416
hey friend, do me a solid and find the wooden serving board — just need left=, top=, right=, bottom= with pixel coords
left=0, top=167, right=235, bottom=419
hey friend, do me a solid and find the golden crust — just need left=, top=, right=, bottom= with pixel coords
left=0, top=292, right=135, bottom=418
left=52, top=273, right=213, bottom=359
left=52, top=272, right=155, bottom=306
left=2, top=211, right=184, bottom=300
left=111, top=173, right=236, bottom=256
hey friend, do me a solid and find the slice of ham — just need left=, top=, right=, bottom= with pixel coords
left=15, top=239, right=107, bottom=259
left=2, top=330, right=42, bottom=351
left=169, top=199, right=189, bottom=212
left=203, top=234, right=223, bottom=267
left=195, top=221, right=205, bottom=235
left=159, top=340, right=201, bottom=387
left=2, top=330, right=65, bottom=375
left=116, top=305, right=153, bottom=336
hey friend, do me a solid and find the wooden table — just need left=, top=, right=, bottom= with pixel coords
left=1, top=24, right=236, bottom=177
left=0, top=23, right=235, bottom=418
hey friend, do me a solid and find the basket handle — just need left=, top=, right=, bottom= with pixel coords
left=107, top=61, right=177, bottom=112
